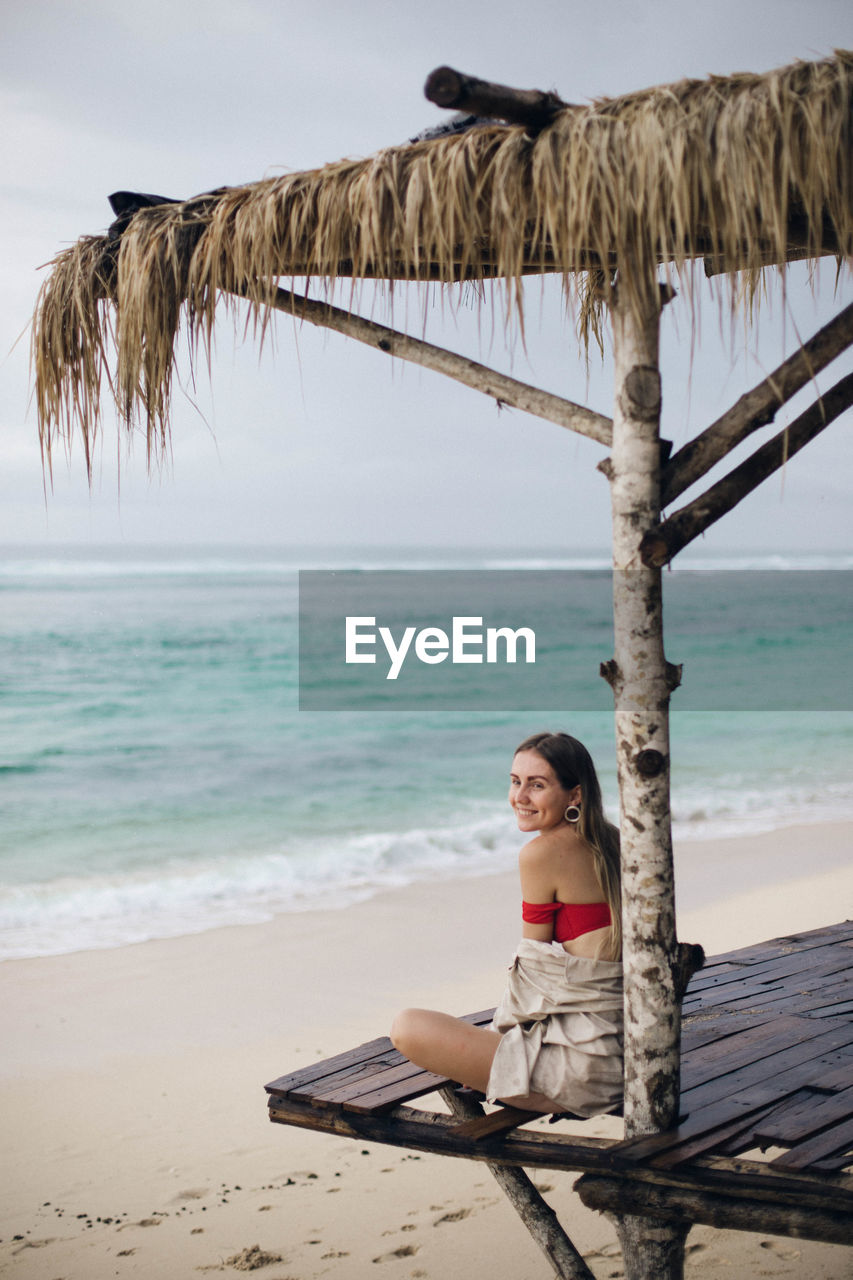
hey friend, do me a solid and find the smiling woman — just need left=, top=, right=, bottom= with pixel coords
left=390, top=730, right=624, bottom=1118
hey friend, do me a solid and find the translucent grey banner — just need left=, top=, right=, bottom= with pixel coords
left=298, top=570, right=852, bottom=711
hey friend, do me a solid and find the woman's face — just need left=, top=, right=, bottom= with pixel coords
left=509, top=750, right=580, bottom=834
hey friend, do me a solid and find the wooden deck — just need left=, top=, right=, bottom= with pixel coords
left=266, top=921, right=853, bottom=1245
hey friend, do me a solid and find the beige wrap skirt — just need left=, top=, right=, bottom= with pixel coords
left=486, top=938, right=624, bottom=1117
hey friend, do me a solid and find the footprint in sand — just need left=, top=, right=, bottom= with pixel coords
left=372, top=1244, right=419, bottom=1262
left=759, top=1241, right=801, bottom=1261
left=432, top=1207, right=472, bottom=1226
left=171, top=1188, right=208, bottom=1204
left=11, top=1239, right=56, bottom=1256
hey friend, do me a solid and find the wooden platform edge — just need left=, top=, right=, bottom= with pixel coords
left=268, top=1091, right=618, bottom=1171
left=266, top=1093, right=853, bottom=1220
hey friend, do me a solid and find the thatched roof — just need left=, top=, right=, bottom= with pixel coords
left=33, top=50, right=853, bottom=465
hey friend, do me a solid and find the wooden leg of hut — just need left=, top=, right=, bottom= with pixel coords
left=438, top=1087, right=596, bottom=1280
left=612, top=1214, right=691, bottom=1280
left=605, top=281, right=688, bottom=1280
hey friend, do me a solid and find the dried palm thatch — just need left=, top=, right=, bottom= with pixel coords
left=33, top=50, right=853, bottom=469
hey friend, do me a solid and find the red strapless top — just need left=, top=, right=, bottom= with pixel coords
left=522, top=900, right=612, bottom=942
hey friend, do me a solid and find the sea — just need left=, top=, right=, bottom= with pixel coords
left=1, top=544, right=851, bottom=962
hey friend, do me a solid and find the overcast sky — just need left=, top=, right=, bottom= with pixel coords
left=2, top=0, right=851, bottom=552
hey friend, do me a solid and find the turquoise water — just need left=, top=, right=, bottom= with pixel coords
left=1, top=545, right=851, bottom=959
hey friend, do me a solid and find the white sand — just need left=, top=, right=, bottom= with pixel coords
left=1, top=821, right=851, bottom=1279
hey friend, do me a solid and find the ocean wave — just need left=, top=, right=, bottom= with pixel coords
left=0, top=814, right=520, bottom=961
left=2, top=788, right=852, bottom=961
left=1, top=547, right=851, bottom=581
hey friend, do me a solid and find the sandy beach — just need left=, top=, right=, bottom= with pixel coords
left=2, top=821, right=852, bottom=1279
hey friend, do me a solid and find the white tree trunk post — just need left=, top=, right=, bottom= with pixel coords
left=604, top=283, right=689, bottom=1280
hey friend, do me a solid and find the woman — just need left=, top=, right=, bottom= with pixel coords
left=390, top=731, right=623, bottom=1117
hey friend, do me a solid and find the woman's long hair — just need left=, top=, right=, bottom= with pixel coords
left=515, top=731, right=622, bottom=961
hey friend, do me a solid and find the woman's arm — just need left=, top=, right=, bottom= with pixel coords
left=518, top=837, right=557, bottom=942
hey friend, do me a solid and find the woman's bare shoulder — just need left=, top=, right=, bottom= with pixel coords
left=518, top=830, right=571, bottom=871
left=519, top=830, right=593, bottom=877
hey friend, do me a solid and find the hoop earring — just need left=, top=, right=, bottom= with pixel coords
left=564, top=805, right=581, bottom=824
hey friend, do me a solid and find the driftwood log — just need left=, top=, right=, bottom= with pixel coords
left=424, top=65, right=572, bottom=130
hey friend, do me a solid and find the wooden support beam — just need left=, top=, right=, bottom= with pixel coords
left=267, top=1092, right=617, bottom=1169
left=439, top=1087, right=597, bottom=1280
left=424, top=65, right=572, bottom=130
left=607, top=279, right=688, bottom=1280
left=575, top=1173, right=853, bottom=1246
left=662, top=302, right=853, bottom=505
left=255, top=285, right=614, bottom=446
left=641, top=372, right=853, bottom=566
left=448, top=1104, right=535, bottom=1139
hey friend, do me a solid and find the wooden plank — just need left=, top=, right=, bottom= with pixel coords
left=686, top=927, right=853, bottom=977
left=690, top=977, right=853, bottom=1020
left=645, top=1103, right=783, bottom=1169
left=689, top=934, right=853, bottom=981
left=617, top=1035, right=853, bottom=1167
left=681, top=1010, right=778, bottom=1052
left=804, top=999, right=853, bottom=1019
left=678, top=1050, right=853, bottom=1133
left=449, top=1106, right=540, bottom=1140
left=754, top=1084, right=853, bottom=1146
left=683, top=951, right=853, bottom=1011
left=287, top=1050, right=408, bottom=1105
left=319, top=1062, right=452, bottom=1111
left=709, top=922, right=853, bottom=961
left=265, top=1010, right=495, bottom=1102
left=712, top=952, right=853, bottom=997
left=679, top=1024, right=853, bottom=1112
left=288, top=1055, right=438, bottom=1108
left=812, top=1152, right=853, bottom=1173
left=316, top=1057, right=440, bottom=1104
left=747, top=1089, right=831, bottom=1144
left=680, top=1015, right=849, bottom=1094
left=770, top=1115, right=853, bottom=1170
left=264, top=1034, right=394, bottom=1096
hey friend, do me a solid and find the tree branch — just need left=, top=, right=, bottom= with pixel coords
left=642, top=372, right=853, bottom=566
left=424, top=65, right=572, bottom=131
left=250, top=284, right=613, bottom=446
left=662, top=302, right=853, bottom=505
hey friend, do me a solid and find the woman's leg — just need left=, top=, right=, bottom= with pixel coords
left=390, top=1008, right=501, bottom=1093
left=390, top=1008, right=560, bottom=1112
